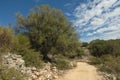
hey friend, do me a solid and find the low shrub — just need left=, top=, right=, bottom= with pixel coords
left=0, top=27, right=13, bottom=52
left=11, top=34, right=44, bottom=68
left=90, top=55, right=120, bottom=79
left=11, top=34, right=31, bottom=53
left=52, top=55, right=72, bottom=70
left=89, top=56, right=101, bottom=65
left=117, top=76, right=120, bottom=80
left=22, top=49, right=44, bottom=68
left=0, top=67, right=26, bottom=80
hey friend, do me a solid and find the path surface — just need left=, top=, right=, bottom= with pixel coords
left=60, top=62, right=102, bottom=80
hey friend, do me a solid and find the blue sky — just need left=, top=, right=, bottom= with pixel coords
left=0, top=0, right=120, bottom=42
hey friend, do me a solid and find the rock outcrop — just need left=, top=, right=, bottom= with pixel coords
left=1, top=53, right=60, bottom=80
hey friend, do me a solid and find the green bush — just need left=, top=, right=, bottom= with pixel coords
left=89, top=57, right=101, bottom=65
left=101, top=55, right=120, bottom=74
left=0, top=27, right=14, bottom=64
left=0, top=67, right=26, bottom=80
left=89, top=39, right=120, bottom=57
left=11, top=34, right=44, bottom=68
left=0, top=27, right=13, bottom=52
left=90, top=55, right=120, bottom=79
left=11, top=34, right=31, bottom=53
left=89, top=39, right=120, bottom=79
left=22, top=49, right=44, bottom=68
left=52, top=55, right=72, bottom=70
left=82, top=42, right=89, bottom=47
left=117, top=76, right=120, bottom=80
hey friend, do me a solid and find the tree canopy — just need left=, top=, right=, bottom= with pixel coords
left=89, top=39, right=120, bottom=57
left=15, top=5, right=81, bottom=61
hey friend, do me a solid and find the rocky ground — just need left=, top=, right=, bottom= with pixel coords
left=1, top=53, right=61, bottom=80
left=60, top=62, right=117, bottom=80
left=1, top=53, right=116, bottom=80
left=59, top=62, right=103, bottom=80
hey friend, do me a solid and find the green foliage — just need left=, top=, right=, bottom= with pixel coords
left=89, top=40, right=108, bottom=57
left=100, top=55, right=120, bottom=74
left=0, top=5, right=83, bottom=71
left=0, top=67, right=26, bottom=80
left=89, top=39, right=120, bottom=79
left=89, top=39, right=120, bottom=57
left=90, top=55, right=120, bottom=79
left=0, top=27, right=13, bottom=52
left=11, top=34, right=44, bottom=68
left=11, top=34, right=31, bottom=53
left=52, top=55, right=72, bottom=70
left=117, top=77, right=120, bottom=80
left=22, top=49, right=44, bottom=68
left=82, top=42, right=89, bottom=47
left=89, top=56, right=101, bottom=65
left=15, top=5, right=82, bottom=61
left=107, top=39, right=120, bottom=56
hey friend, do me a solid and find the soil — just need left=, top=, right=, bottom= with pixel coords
left=60, top=62, right=102, bottom=80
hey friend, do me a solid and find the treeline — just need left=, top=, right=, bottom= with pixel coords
left=89, top=39, right=120, bottom=57
left=88, top=39, right=120, bottom=80
left=0, top=5, right=83, bottom=70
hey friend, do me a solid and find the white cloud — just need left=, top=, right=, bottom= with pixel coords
left=96, top=26, right=119, bottom=33
left=65, top=13, right=72, bottom=16
left=91, top=18, right=105, bottom=26
left=87, top=32, right=97, bottom=36
left=64, top=3, right=71, bottom=7
left=73, top=0, right=120, bottom=42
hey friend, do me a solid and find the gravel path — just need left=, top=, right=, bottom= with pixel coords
left=60, top=62, right=102, bottom=80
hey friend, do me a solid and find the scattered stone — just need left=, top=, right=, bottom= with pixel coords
left=53, top=75, right=59, bottom=79
left=98, top=72, right=117, bottom=80
left=1, top=53, right=60, bottom=80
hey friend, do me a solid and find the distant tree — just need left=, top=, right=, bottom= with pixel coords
left=89, top=39, right=120, bottom=57
left=15, top=5, right=81, bottom=61
left=107, top=39, right=120, bottom=56
left=82, top=42, right=89, bottom=47
left=89, top=40, right=108, bottom=57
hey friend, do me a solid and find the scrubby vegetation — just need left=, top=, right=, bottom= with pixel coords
left=0, top=66, right=26, bottom=80
left=15, top=5, right=82, bottom=60
left=89, top=39, right=120, bottom=57
left=82, top=42, right=89, bottom=47
left=0, top=5, right=83, bottom=75
left=0, top=26, right=13, bottom=52
left=13, top=5, right=83, bottom=69
left=51, top=54, right=72, bottom=70
left=88, top=39, right=120, bottom=79
left=1, top=4, right=120, bottom=80
left=12, top=34, right=44, bottom=68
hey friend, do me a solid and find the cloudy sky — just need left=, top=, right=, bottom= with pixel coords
left=0, top=0, right=120, bottom=42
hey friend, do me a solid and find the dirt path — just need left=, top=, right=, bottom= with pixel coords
left=60, top=62, right=102, bottom=80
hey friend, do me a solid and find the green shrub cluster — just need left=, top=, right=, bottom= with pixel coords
left=0, top=66, right=26, bottom=80
left=52, top=55, right=72, bottom=70
left=89, top=39, right=120, bottom=79
left=82, top=42, right=89, bottom=47
left=89, top=39, right=120, bottom=57
left=0, top=27, right=44, bottom=69
left=0, top=27, right=13, bottom=52
left=22, top=49, right=44, bottom=68
left=90, top=55, right=120, bottom=79
left=11, top=34, right=44, bottom=68
left=0, top=5, right=83, bottom=71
